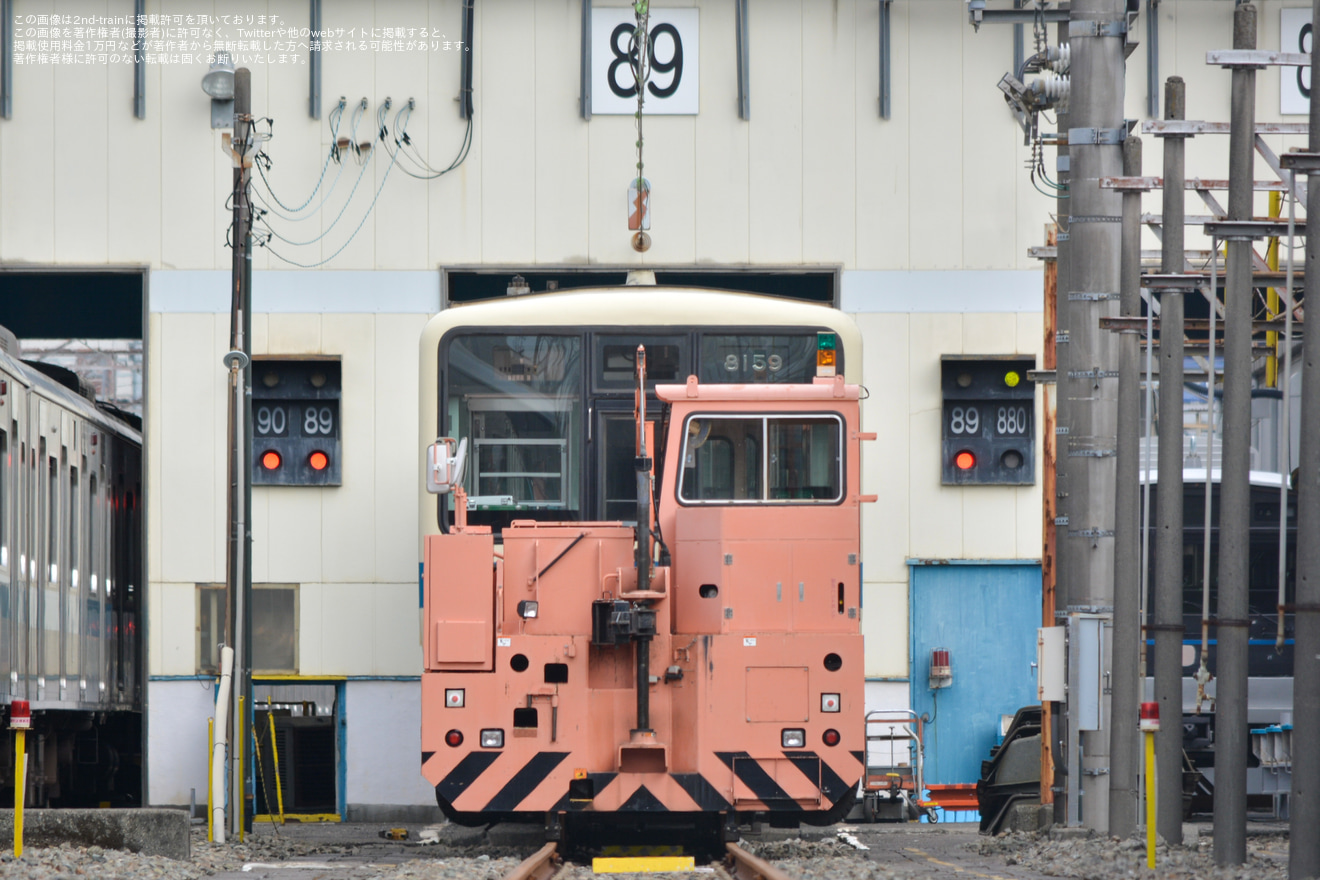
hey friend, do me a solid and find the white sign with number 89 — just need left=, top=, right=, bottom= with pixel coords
left=591, top=9, right=699, bottom=115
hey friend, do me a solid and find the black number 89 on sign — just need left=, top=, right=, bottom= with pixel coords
left=607, top=23, right=683, bottom=100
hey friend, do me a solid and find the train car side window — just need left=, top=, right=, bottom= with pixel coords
left=679, top=414, right=842, bottom=505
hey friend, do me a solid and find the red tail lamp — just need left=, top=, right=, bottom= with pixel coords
left=954, top=450, right=976, bottom=470
left=822, top=728, right=840, bottom=747
left=261, top=451, right=282, bottom=471
left=309, top=451, right=329, bottom=471
left=445, top=729, right=464, bottom=748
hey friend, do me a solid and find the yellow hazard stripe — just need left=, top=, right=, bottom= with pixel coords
left=592, top=856, right=695, bottom=873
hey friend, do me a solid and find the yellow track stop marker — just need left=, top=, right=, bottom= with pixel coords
left=592, top=856, right=695, bottom=873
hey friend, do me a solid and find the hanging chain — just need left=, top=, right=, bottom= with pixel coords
left=631, top=1, right=651, bottom=188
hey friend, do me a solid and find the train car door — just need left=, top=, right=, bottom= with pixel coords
left=909, top=562, right=1041, bottom=792
left=589, top=334, right=686, bottom=523
left=0, top=376, right=11, bottom=697
left=25, top=393, right=38, bottom=698
left=593, top=407, right=656, bottom=524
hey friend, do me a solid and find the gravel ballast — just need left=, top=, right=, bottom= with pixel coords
left=976, top=827, right=1291, bottom=880
left=0, top=821, right=1296, bottom=879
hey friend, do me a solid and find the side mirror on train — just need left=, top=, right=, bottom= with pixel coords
left=426, top=437, right=468, bottom=495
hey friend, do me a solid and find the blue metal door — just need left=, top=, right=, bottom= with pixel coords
left=910, top=562, right=1041, bottom=787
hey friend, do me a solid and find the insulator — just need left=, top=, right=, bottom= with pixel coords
left=1045, top=43, right=1070, bottom=73
left=1032, top=71, right=1070, bottom=110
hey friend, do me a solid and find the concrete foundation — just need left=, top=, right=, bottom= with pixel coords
left=344, top=804, right=444, bottom=824
left=0, top=809, right=190, bottom=859
left=1002, top=803, right=1053, bottom=833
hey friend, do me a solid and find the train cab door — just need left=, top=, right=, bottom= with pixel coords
left=589, top=335, right=687, bottom=522
left=593, top=406, right=656, bottom=524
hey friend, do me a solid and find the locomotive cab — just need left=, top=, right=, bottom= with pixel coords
left=420, top=362, right=869, bottom=838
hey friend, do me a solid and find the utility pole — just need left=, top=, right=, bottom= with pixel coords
left=224, top=66, right=254, bottom=842
left=1051, top=20, right=1072, bottom=829
left=1152, top=76, right=1187, bottom=848
left=1214, top=5, right=1256, bottom=865
left=1108, top=134, right=1142, bottom=838
left=1288, top=2, right=1320, bottom=875
left=1062, top=0, right=1124, bottom=830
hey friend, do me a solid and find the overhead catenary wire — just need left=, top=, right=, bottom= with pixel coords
left=251, top=100, right=346, bottom=214
left=261, top=117, right=407, bottom=268
left=381, top=101, right=474, bottom=181
left=255, top=155, right=373, bottom=248
left=253, top=78, right=475, bottom=268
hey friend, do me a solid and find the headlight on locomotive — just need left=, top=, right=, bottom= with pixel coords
left=781, top=728, right=806, bottom=748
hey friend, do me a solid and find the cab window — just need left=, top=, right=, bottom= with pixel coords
left=679, top=415, right=842, bottom=504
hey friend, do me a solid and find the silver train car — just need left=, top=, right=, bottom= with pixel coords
left=0, top=325, right=143, bottom=807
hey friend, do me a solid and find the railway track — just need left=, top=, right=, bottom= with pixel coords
left=501, top=841, right=797, bottom=880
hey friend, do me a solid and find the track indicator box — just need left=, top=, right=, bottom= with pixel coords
left=940, top=355, right=1036, bottom=486
left=252, top=357, right=342, bottom=487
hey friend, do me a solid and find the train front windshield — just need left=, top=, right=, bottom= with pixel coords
left=441, top=328, right=842, bottom=532
left=446, top=334, right=585, bottom=522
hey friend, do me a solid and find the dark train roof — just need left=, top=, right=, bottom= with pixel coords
left=0, top=324, right=141, bottom=444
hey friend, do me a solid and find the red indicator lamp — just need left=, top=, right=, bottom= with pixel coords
left=445, top=729, right=464, bottom=748
left=955, top=450, right=976, bottom=470
left=309, top=451, right=329, bottom=471
left=261, top=451, right=282, bottom=471
left=822, top=728, right=840, bottom=747
left=1140, top=701, right=1160, bottom=732
left=10, top=699, right=30, bottom=730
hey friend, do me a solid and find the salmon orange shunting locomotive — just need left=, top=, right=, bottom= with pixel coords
left=417, top=287, right=871, bottom=840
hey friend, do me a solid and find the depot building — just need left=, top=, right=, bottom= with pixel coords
left=0, top=0, right=1282, bottom=818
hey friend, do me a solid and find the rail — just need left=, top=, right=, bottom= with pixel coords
left=723, top=842, right=798, bottom=880
left=502, top=840, right=799, bottom=880
left=503, top=842, right=565, bottom=880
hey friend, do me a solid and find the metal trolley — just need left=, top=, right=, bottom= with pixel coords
left=862, top=710, right=936, bottom=822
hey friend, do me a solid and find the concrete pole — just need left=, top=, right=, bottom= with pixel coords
left=1214, top=5, right=1256, bottom=865
left=1109, top=135, right=1143, bottom=839
left=1051, top=25, right=1073, bottom=829
left=1152, top=76, right=1186, bottom=848
left=1064, top=0, right=1124, bottom=830
left=228, top=67, right=252, bottom=841
left=1288, top=2, right=1320, bottom=875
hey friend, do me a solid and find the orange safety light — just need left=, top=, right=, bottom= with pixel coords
left=308, top=451, right=329, bottom=471
left=261, top=450, right=282, bottom=471
left=954, top=450, right=976, bottom=471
